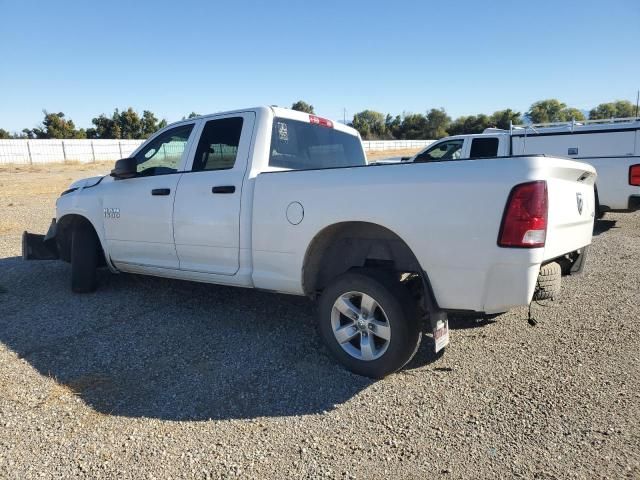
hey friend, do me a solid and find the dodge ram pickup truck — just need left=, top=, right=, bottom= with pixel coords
left=23, top=106, right=596, bottom=378
left=404, top=117, right=640, bottom=216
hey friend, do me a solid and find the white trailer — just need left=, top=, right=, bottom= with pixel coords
left=509, top=118, right=640, bottom=215
left=406, top=117, right=640, bottom=215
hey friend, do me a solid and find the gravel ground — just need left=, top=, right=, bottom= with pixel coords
left=0, top=166, right=639, bottom=479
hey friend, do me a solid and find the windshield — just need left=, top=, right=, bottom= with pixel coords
left=414, top=139, right=464, bottom=162
left=269, top=117, right=366, bottom=170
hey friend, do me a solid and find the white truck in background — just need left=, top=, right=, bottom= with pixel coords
left=23, top=107, right=596, bottom=378
left=403, top=117, right=640, bottom=217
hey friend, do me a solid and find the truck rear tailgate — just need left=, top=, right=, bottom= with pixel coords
left=542, top=159, right=597, bottom=261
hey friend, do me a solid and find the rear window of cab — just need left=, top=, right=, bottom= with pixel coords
left=269, top=117, right=366, bottom=170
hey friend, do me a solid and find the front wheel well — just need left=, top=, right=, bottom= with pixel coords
left=302, top=222, right=424, bottom=298
left=57, top=214, right=105, bottom=265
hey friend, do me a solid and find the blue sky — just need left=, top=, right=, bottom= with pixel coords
left=1, top=0, right=639, bottom=132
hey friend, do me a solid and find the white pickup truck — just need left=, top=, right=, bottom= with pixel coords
left=23, top=107, right=596, bottom=378
left=404, top=118, right=640, bottom=216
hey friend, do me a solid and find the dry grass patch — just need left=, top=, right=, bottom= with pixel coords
left=0, top=163, right=111, bottom=199
left=0, top=220, right=24, bottom=235
left=0, top=161, right=113, bottom=174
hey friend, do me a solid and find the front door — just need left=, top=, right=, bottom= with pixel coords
left=173, top=112, right=255, bottom=274
left=102, top=123, right=196, bottom=269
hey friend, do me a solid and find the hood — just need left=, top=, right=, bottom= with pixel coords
left=68, top=176, right=104, bottom=190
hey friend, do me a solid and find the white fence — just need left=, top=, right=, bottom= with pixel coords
left=0, top=139, right=145, bottom=165
left=361, top=140, right=434, bottom=152
left=0, top=139, right=434, bottom=165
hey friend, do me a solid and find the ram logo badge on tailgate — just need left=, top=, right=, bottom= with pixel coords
left=576, top=193, right=583, bottom=215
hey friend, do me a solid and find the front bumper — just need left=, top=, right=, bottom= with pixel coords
left=22, top=219, right=59, bottom=260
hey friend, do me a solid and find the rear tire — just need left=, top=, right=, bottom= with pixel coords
left=533, top=262, right=561, bottom=301
left=71, top=225, right=98, bottom=293
left=317, top=270, right=422, bottom=378
left=594, top=186, right=605, bottom=219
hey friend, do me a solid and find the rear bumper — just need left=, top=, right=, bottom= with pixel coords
left=22, top=219, right=59, bottom=260
left=475, top=246, right=588, bottom=314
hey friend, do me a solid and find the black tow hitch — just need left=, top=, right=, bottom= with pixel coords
left=22, top=219, right=59, bottom=260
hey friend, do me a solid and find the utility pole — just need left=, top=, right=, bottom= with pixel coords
left=343, top=108, right=347, bottom=124
left=635, top=90, right=639, bottom=118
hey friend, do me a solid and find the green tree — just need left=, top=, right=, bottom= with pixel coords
left=291, top=100, right=315, bottom=114
left=526, top=99, right=585, bottom=123
left=589, top=100, right=638, bottom=119
left=23, top=111, right=85, bottom=139
left=89, top=113, right=121, bottom=139
left=489, top=109, right=522, bottom=130
left=88, top=108, right=165, bottom=139
left=423, top=108, right=451, bottom=139
left=448, top=114, right=490, bottom=136
left=397, top=113, right=427, bottom=139
left=351, top=110, right=387, bottom=139
left=385, top=114, right=402, bottom=139
left=526, top=99, right=566, bottom=123
left=141, top=110, right=160, bottom=137
left=117, top=108, right=142, bottom=139
left=559, top=108, right=585, bottom=122
left=0, top=128, right=11, bottom=139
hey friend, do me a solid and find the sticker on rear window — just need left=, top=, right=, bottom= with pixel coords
left=277, top=122, right=288, bottom=143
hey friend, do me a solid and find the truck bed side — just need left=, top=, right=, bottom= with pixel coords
left=250, top=156, right=595, bottom=314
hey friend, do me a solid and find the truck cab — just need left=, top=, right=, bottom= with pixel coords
left=408, top=132, right=511, bottom=162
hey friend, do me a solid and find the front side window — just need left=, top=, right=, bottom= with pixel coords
left=192, top=117, right=244, bottom=171
left=414, top=139, right=464, bottom=162
left=469, top=137, right=499, bottom=158
left=134, top=124, right=194, bottom=176
left=269, top=118, right=366, bottom=170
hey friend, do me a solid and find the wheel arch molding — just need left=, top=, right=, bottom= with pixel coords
left=301, top=221, right=438, bottom=308
left=56, top=213, right=107, bottom=267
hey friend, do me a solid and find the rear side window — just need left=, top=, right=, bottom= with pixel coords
left=192, top=117, right=244, bottom=171
left=269, top=118, right=366, bottom=170
left=469, top=137, right=499, bottom=158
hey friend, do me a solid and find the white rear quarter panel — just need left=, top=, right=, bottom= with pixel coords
left=251, top=156, right=595, bottom=313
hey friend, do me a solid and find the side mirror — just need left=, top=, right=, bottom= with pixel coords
left=110, top=158, right=137, bottom=179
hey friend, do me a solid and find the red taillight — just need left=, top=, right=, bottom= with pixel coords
left=498, top=181, right=548, bottom=248
left=309, top=114, right=333, bottom=128
left=630, top=164, right=640, bottom=186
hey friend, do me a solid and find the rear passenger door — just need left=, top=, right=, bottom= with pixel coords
left=172, top=112, right=255, bottom=275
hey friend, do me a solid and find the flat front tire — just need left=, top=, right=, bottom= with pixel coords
left=318, top=271, right=422, bottom=378
left=71, top=225, right=98, bottom=293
